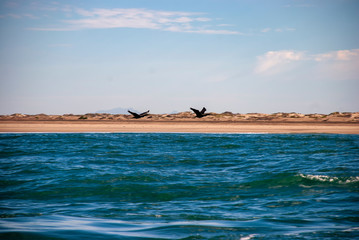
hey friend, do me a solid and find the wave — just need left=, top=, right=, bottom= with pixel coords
left=238, top=173, right=359, bottom=192
left=0, top=215, right=264, bottom=239
left=1, top=133, right=359, bottom=239
left=1, top=214, right=357, bottom=240
left=298, top=174, right=359, bottom=184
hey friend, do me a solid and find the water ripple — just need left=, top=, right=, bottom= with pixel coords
left=1, top=133, right=359, bottom=239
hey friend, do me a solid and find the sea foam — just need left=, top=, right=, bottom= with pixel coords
left=299, top=173, right=359, bottom=184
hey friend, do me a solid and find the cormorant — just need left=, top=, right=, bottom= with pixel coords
left=190, top=107, right=210, bottom=118
left=128, top=110, right=150, bottom=119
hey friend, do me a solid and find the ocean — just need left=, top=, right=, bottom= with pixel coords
left=0, top=133, right=358, bottom=239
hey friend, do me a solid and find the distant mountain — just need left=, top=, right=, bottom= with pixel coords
left=96, top=107, right=137, bottom=114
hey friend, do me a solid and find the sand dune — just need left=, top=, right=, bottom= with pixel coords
left=1, top=112, right=358, bottom=134
left=1, top=111, right=358, bottom=122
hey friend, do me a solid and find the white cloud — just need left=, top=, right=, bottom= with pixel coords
left=30, top=7, right=240, bottom=35
left=255, top=50, right=305, bottom=74
left=0, top=12, right=38, bottom=19
left=261, top=28, right=271, bottom=33
left=314, top=49, right=359, bottom=61
left=186, top=29, right=240, bottom=35
left=261, top=27, right=295, bottom=33
left=312, top=49, right=359, bottom=81
left=255, top=49, right=359, bottom=80
left=7, top=13, right=21, bottom=18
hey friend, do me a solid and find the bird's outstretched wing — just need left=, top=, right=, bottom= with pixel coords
left=128, top=110, right=141, bottom=118
left=190, top=107, right=210, bottom=118
left=190, top=107, right=200, bottom=114
left=128, top=110, right=149, bottom=118
left=190, top=108, right=200, bottom=114
left=139, top=110, right=150, bottom=117
left=190, top=107, right=202, bottom=118
left=200, top=107, right=207, bottom=115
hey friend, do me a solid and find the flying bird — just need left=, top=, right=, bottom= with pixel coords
left=128, top=110, right=150, bottom=119
left=190, top=107, right=210, bottom=118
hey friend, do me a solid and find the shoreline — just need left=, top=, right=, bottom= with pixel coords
left=1, top=121, right=358, bottom=134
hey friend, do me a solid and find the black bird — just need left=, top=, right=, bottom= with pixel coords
left=190, top=107, right=210, bottom=118
left=128, top=110, right=150, bottom=119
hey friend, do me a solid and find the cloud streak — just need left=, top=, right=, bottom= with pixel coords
left=30, top=7, right=241, bottom=35
left=261, top=27, right=295, bottom=33
left=255, top=50, right=305, bottom=74
left=255, top=49, right=359, bottom=80
left=314, top=49, right=359, bottom=61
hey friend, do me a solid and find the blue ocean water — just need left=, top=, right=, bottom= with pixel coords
left=0, top=133, right=358, bottom=240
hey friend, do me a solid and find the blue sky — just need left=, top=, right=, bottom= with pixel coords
left=1, top=0, right=358, bottom=114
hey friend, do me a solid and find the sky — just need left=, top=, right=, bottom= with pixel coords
left=0, top=0, right=358, bottom=114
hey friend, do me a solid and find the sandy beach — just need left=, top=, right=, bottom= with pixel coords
left=0, top=120, right=358, bottom=134
left=1, top=112, right=358, bottom=134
